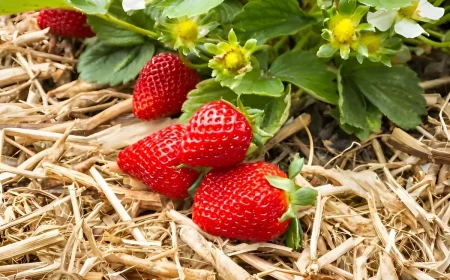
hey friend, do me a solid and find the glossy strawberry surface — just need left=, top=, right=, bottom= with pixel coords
left=179, top=101, right=252, bottom=168
left=38, top=9, right=95, bottom=38
left=133, top=53, right=200, bottom=120
left=117, top=124, right=199, bottom=199
left=192, top=162, right=290, bottom=242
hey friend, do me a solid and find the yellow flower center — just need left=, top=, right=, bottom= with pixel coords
left=360, top=34, right=381, bottom=54
left=177, top=20, right=198, bottom=41
left=333, top=18, right=355, bottom=44
left=398, top=2, right=419, bottom=18
left=224, top=50, right=246, bottom=71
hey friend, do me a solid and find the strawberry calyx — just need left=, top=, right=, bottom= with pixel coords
left=266, top=154, right=318, bottom=250
left=236, top=97, right=273, bottom=148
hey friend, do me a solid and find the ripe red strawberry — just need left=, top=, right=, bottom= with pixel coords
left=179, top=101, right=252, bottom=168
left=116, top=124, right=199, bottom=199
left=192, top=162, right=290, bottom=242
left=37, top=9, right=95, bottom=38
left=133, top=53, right=200, bottom=121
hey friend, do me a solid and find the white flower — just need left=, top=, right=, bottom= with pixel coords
left=367, top=0, right=444, bottom=38
left=122, top=0, right=145, bottom=12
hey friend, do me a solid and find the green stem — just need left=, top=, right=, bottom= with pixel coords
left=273, top=36, right=289, bottom=53
left=95, top=13, right=160, bottom=40
left=433, top=0, right=445, bottom=6
left=197, top=52, right=211, bottom=62
left=308, top=11, right=324, bottom=18
left=404, top=38, right=423, bottom=45
left=426, top=29, right=444, bottom=39
left=435, top=13, right=450, bottom=25
left=254, top=45, right=272, bottom=52
left=418, top=35, right=450, bottom=48
left=292, top=32, right=311, bottom=52
left=178, top=50, right=209, bottom=69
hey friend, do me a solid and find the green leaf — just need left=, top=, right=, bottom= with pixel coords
left=87, top=16, right=145, bottom=46
left=290, top=188, right=318, bottom=206
left=337, top=68, right=367, bottom=128
left=339, top=0, right=356, bottom=16
left=232, top=0, right=314, bottom=43
left=270, top=51, right=338, bottom=105
left=331, top=107, right=371, bottom=140
left=180, top=79, right=238, bottom=123
left=0, top=0, right=71, bottom=15
left=68, top=0, right=110, bottom=14
left=285, top=218, right=302, bottom=250
left=241, top=86, right=291, bottom=139
left=266, top=176, right=296, bottom=192
left=157, top=0, right=224, bottom=18
left=78, top=41, right=155, bottom=86
left=340, top=60, right=426, bottom=130
left=213, top=0, right=242, bottom=25
left=366, top=103, right=382, bottom=132
left=358, top=0, right=412, bottom=9
left=233, top=71, right=284, bottom=97
left=288, top=154, right=304, bottom=180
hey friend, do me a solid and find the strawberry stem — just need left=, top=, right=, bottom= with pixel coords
left=178, top=49, right=209, bottom=69
left=95, top=13, right=160, bottom=40
left=187, top=169, right=209, bottom=197
left=285, top=218, right=303, bottom=250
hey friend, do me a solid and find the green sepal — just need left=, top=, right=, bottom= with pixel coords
left=317, top=44, right=338, bottom=58
left=350, top=5, right=369, bottom=24
left=266, top=176, right=296, bottom=192
left=252, top=133, right=265, bottom=148
left=290, top=187, right=318, bottom=206
left=280, top=204, right=296, bottom=222
left=285, top=217, right=303, bottom=250
left=338, top=0, right=356, bottom=16
left=288, top=154, right=304, bottom=180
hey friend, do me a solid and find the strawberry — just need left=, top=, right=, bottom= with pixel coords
left=116, top=124, right=199, bottom=199
left=37, top=9, right=95, bottom=38
left=192, top=159, right=318, bottom=245
left=179, top=100, right=252, bottom=168
left=133, top=53, right=200, bottom=121
left=192, top=162, right=289, bottom=242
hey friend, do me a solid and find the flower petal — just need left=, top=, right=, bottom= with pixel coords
left=122, top=0, right=145, bottom=12
left=367, top=10, right=396, bottom=32
left=394, top=18, right=424, bottom=38
left=417, top=0, right=444, bottom=20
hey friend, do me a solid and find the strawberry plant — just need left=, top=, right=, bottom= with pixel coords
left=2, top=0, right=444, bottom=142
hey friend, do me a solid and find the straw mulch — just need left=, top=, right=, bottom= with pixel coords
left=1, top=12, right=450, bottom=280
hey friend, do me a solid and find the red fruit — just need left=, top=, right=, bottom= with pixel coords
left=192, top=162, right=290, bottom=242
left=117, top=124, right=199, bottom=199
left=179, top=101, right=252, bottom=168
left=133, top=53, right=200, bottom=121
left=37, top=9, right=95, bottom=38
